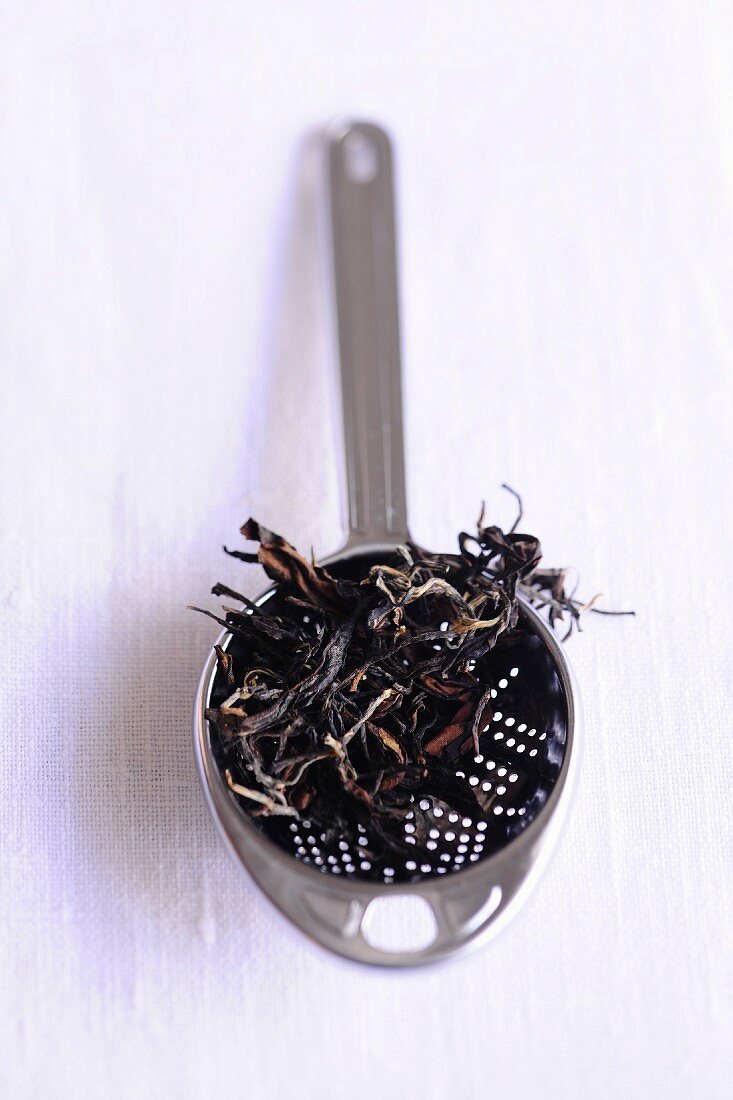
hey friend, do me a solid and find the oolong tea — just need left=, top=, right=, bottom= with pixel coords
left=196, top=494, right=621, bottom=884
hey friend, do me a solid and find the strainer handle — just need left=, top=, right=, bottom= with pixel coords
left=326, top=120, right=410, bottom=549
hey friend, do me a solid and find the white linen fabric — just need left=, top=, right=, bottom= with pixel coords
left=1, top=3, right=731, bottom=1097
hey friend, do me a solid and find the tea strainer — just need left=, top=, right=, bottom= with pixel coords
left=194, top=120, right=580, bottom=966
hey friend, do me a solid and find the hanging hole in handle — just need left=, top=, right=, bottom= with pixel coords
left=342, top=130, right=380, bottom=183
left=361, top=895, right=438, bottom=953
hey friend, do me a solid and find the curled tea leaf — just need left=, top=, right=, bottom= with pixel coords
left=196, top=489, right=633, bottom=857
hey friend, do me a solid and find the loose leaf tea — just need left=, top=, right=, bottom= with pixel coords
left=194, top=491, right=631, bottom=883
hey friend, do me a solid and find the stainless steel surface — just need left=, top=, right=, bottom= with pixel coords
left=327, top=121, right=409, bottom=548
left=193, top=119, right=582, bottom=966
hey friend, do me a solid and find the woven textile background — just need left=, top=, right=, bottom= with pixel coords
left=2, top=3, right=731, bottom=1097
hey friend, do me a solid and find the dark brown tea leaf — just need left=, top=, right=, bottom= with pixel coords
left=194, top=491, right=632, bottom=881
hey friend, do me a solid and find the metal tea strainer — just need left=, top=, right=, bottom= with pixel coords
left=194, top=120, right=580, bottom=966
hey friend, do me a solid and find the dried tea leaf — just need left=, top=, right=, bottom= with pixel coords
left=196, top=489, right=633, bottom=861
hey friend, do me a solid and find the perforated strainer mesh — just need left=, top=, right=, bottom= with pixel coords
left=208, top=600, right=567, bottom=885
